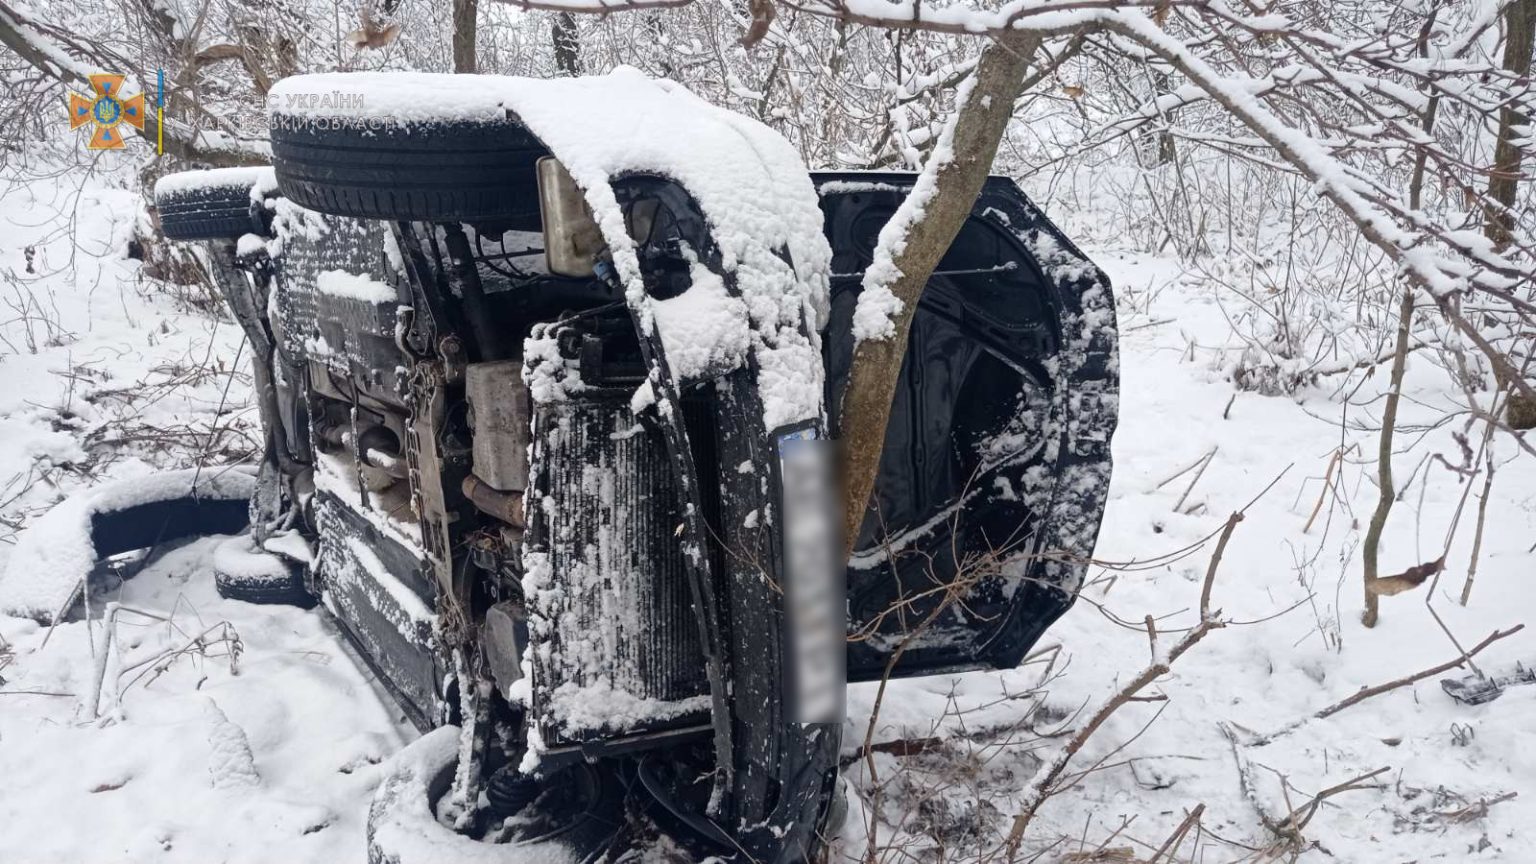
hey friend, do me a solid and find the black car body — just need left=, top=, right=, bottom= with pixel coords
left=145, top=69, right=1117, bottom=863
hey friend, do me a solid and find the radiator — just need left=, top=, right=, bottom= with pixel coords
left=524, top=395, right=711, bottom=746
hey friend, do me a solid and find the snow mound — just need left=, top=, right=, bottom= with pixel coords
left=0, top=467, right=256, bottom=622
left=203, top=698, right=262, bottom=789
left=271, top=68, right=831, bottom=430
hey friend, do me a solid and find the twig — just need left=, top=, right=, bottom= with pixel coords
left=1435, top=790, right=1517, bottom=824
left=1148, top=803, right=1205, bottom=863
left=1173, top=447, right=1217, bottom=513
left=1249, top=624, right=1525, bottom=745
left=1315, top=625, right=1524, bottom=720
left=1458, top=454, right=1496, bottom=606
left=1003, top=511, right=1243, bottom=859
left=1302, top=445, right=1349, bottom=534
left=38, top=577, right=84, bottom=649
left=1155, top=447, right=1214, bottom=491
left=1281, top=766, right=1389, bottom=834
left=840, top=736, right=948, bottom=767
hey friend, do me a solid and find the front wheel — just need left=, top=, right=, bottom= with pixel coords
left=366, top=727, right=632, bottom=864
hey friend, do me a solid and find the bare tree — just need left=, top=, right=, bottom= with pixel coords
left=454, top=0, right=480, bottom=73
left=1486, top=0, right=1535, bottom=250
left=552, top=12, right=580, bottom=75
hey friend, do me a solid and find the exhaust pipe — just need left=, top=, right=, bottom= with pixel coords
left=461, top=474, right=524, bottom=528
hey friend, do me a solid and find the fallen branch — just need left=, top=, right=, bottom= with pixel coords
left=1434, top=790, right=1518, bottom=824
left=1278, top=766, right=1390, bottom=836
left=840, top=735, right=948, bottom=767
left=1316, top=625, right=1524, bottom=721
left=1247, top=624, right=1525, bottom=745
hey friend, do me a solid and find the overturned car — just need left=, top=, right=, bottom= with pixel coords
left=19, top=69, right=1118, bottom=862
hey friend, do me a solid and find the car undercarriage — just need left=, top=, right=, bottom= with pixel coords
left=13, top=69, right=1118, bottom=863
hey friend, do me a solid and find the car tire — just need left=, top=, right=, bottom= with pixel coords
left=211, top=534, right=315, bottom=608
left=367, top=727, right=629, bottom=864
left=154, top=168, right=274, bottom=241
left=269, top=116, right=546, bottom=224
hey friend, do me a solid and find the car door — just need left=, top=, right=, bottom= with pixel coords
left=814, top=173, right=1119, bottom=682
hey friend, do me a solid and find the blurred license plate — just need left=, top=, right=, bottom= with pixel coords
left=776, top=427, right=845, bottom=724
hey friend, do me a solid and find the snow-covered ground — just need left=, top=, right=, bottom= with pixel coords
left=2, top=164, right=1532, bottom=862
left=839, top=245, right=1536, bottom=860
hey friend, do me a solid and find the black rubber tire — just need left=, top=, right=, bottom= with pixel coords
left=367, top=727, right=628, bottom=864
left=214, top=570, right=315, bottom=607
left=212, top=535, right=316, bottom=608
left=155, top=168, right=272, bottom=241
left=269, top=115, right=547, bottom=224
left=91, top=498, right=252, bottom=560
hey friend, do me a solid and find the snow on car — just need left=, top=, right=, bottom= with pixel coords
left=2, top=68, right=1118, bottom=862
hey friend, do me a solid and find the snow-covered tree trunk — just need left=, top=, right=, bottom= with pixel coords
left=836, top=31, right=1041, bottom=550
left=553, top=13, right=580, bottom=75
left=1486, top=0, right=1535, bottom=250
left=1489, top=0, right=1536, bottom=429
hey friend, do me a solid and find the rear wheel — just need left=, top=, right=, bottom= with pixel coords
left=154, top=167, right=274, bottom=241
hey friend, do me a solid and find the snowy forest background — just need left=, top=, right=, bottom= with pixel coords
left=1, top=0, right=1534, bottom=861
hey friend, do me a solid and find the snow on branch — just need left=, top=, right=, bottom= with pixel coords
left=505, top=2, right=1532, bottom=388
left=0, top=0, right=269, bottom=166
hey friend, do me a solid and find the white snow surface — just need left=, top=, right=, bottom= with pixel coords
left=0, top=467, right=255, bottom=622
left=314, top=269, right=397, bottom=305
left=5, top=128, right=1536, bottom=864
left=153, top=166, right=276, bottom=200
left=0, top=536, right=413, bottom=862
left=212, top=533, right=292, bottom=581
left=272, top=68, right=831, bottom=429
left=235, top=232, right=267, bottom=257
left=648, top=259, right=751, bottom=380
left=367, top=727, right=579, bottom=864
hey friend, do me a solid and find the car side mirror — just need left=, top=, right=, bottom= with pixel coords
left=537, top=157, right=604, bottom=278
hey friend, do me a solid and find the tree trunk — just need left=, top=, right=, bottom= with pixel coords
left=837, top=31, right=1041, bottom=550
left=1360, top=288, right=1415, bottom=628
left=1354, top=5, right=1443, bottom=625
left=1485, top=0, right=1535, bottom=248
left=1488, top=0, right=1536, bottom=427
left=452, top=0, right=479, bottom=73
left=553, top=12, right=581, bottom=75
